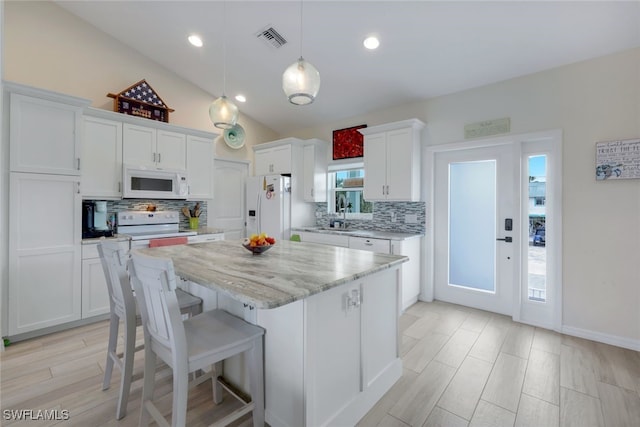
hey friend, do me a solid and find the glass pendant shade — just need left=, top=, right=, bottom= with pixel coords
left=282, top=57, right=320, bottom=105
left=208, top=95, right=239, bottom=129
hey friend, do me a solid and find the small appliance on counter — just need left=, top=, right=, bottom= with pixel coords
left=82, top=201, right=114, bottom=239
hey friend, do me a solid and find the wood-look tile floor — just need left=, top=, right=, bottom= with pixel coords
left=1, top=300, right=639, bottom=426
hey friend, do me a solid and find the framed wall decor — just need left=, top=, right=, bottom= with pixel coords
left=595, top=138, right=640, bottom=180
left=107, top=79, right=174, bottom=123
left=332, top=124, right=367, bottom=160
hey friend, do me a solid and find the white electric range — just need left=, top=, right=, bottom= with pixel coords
left=117, top=211, right=197, bottom=249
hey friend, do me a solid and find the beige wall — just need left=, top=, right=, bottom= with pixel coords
left=4, top=1, right=639, bottom=345
left=288, top=48, right=640, bottom=345
left=3, top=1, right=279, bottom=162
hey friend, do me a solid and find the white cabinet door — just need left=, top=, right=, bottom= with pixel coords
left=255, top=145, right=292, bottom=175
left=186, top=135, right=214, bottom=199
left=303, top=143, right=327, bottom=202
left=157, top=130, right=186, bottom=170
left=386, top=128, right=413, bottom=200
left=392, top=238, right=422, bottom=310
left=305, top=282, right=361, bottom=427
left=10, top=94, right=82, bottom=175
left=82, top=116, right=123, bottom=198
left=363, top=133, right=387, bottom=200
left=123, top=123, right=156, bottom=167
left=81, top=257, right=111, bottom=318
left=254, top=149, right=271, bottom=176
left=271, top=144, right=292, bottom=174
left=9, top=173, right=82, bottom=335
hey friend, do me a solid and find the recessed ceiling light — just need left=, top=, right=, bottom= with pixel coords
left=235, top=95, right=246, bottom=103
left=363, top=36, right=380, bottom=50
left=188, top=34, right=203, bottom=47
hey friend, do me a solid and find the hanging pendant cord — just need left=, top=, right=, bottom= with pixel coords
left=299, top=0, right=303, bottom=58
left=222, top=0, right=227, bottom=96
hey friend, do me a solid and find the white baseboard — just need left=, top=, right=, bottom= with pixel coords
left=561, top=325, right=640, bottom=351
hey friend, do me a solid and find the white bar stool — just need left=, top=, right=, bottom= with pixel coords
left=129, top=251, right=265, bottom=427
left=98, top=241, right=203, bottom=420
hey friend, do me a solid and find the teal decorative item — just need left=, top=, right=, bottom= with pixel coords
left=224, top=123, right=246, bottom=149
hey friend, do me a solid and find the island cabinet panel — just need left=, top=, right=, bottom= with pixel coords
left=256, top=267, right=401, bottom=427
left=306, top=281, right=362, bottom=427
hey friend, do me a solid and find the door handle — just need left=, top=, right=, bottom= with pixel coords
left=496, top=237, right=512, bottom=242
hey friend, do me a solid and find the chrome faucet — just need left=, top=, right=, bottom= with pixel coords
left=337, top=194, right=349, bottom=228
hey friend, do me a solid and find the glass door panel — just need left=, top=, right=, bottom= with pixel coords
left=527, top=155, right=547, bottom=301
left=449, top=161, right=496, bottom=292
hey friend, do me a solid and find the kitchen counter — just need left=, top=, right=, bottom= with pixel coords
left=135, top=239, right=407, bottom=309
left=292, top=226, right=423, bottom=241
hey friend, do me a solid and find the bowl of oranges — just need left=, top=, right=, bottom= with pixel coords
left=242, top=233, right=276, bottom=255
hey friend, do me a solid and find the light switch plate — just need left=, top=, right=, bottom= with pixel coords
left=404, top=214, right=418, bottom=224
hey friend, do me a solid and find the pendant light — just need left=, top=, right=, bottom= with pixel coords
left=209, top=1, right=239, bottom=129
left=282, top=0, right=320, bottom=105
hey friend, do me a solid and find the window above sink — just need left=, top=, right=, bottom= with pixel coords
left=329, top=164, right=373, bottom=220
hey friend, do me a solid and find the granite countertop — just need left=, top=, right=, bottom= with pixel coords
left=179, top=226, right=225, bottom=235
left=292, top=226, right=423, bottom=241
left=81, top=234, right=131, bottom=244
left=135, top=239, right=408, bottom=309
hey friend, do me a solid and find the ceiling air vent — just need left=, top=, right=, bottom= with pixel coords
left=256, top=26, right=287, bottom=49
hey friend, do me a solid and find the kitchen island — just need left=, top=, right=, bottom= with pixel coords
left=136, top=239, right=407, bottom=427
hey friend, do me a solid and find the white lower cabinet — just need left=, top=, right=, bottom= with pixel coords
left=8, top=173, right=82, bottom=336
left=348, top=236, right=391, bottom=253
left=256, top=267, right=401, bottom=427
left=81, top=240, right=129, bottom=318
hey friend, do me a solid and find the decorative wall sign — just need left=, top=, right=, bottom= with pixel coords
left=107, top=79, right=174, bottom=123
left=595, top=138, right=640, bottom=180
left=464, top=117, right=510, bottom=139
left=333, top=124, right=367, bottom=160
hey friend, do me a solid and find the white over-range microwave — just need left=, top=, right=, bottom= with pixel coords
left=123, top=165, right=189, bottom=199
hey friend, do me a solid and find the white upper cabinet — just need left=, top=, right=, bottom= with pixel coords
left=123, top=123, right=186, bottom=170
left=361, top=119, right=425, bottom=201
left=303, top=140, right=328, bottom=202
left=254, top=143, right=292, bottom=175
left=7, top=83, right=89, bottom=175
left=186, top=135, right=214, bottom=200
left=82, top=115, right=123, bottom=198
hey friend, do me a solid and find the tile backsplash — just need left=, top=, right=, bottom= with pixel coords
left=315, top=201, right=426, bottom=234
left=85, top=199, right=207, bottom=229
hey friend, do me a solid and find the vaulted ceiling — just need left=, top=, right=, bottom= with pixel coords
left=56, top=1, right=640, bottom=134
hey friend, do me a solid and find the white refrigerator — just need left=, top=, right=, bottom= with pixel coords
left=246, top=175, right=292, bottom=241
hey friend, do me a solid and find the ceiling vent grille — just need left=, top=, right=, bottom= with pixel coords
left=256, top=26, right=287, bottom=49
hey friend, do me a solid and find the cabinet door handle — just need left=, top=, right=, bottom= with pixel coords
left=153, top=152, right=157, bottom=162
left=364, top=242, right=373, bottom=246
left=311, top=188, right=314, bottom=197
left=118, top=182, right=121, bottom=192
left=386, top=185, right=389, bottom=195
left=76, top=158, right=81, bottom=170
left=382, top=185, right=385, bottom=195
left=158, top=153, right=161, bottom=163
left=77, top=182, right=81, bottom=194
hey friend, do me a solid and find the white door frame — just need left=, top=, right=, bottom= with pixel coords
left=422, top=129, right=562, bottom=331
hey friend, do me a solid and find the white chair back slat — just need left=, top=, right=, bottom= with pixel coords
left=98, top=241, right=135, bottom=318
left=128, top=253, right=187, bottom=361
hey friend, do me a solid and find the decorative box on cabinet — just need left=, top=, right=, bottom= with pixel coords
left=82, top=114, right=123, bottom=198
left=8, top=173, right=82, bottom=336
left=360, top=119, right=425, bottom=201
left=6, top=82, right=90, bottom=175
left=123, top=123, right=186, bottom=170
left=302, top=139, right=328, bottom=202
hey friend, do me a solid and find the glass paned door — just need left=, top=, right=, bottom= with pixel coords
left=449, top=160, right=496, bottom=292
left=434, top=144, right=516, bottom=315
